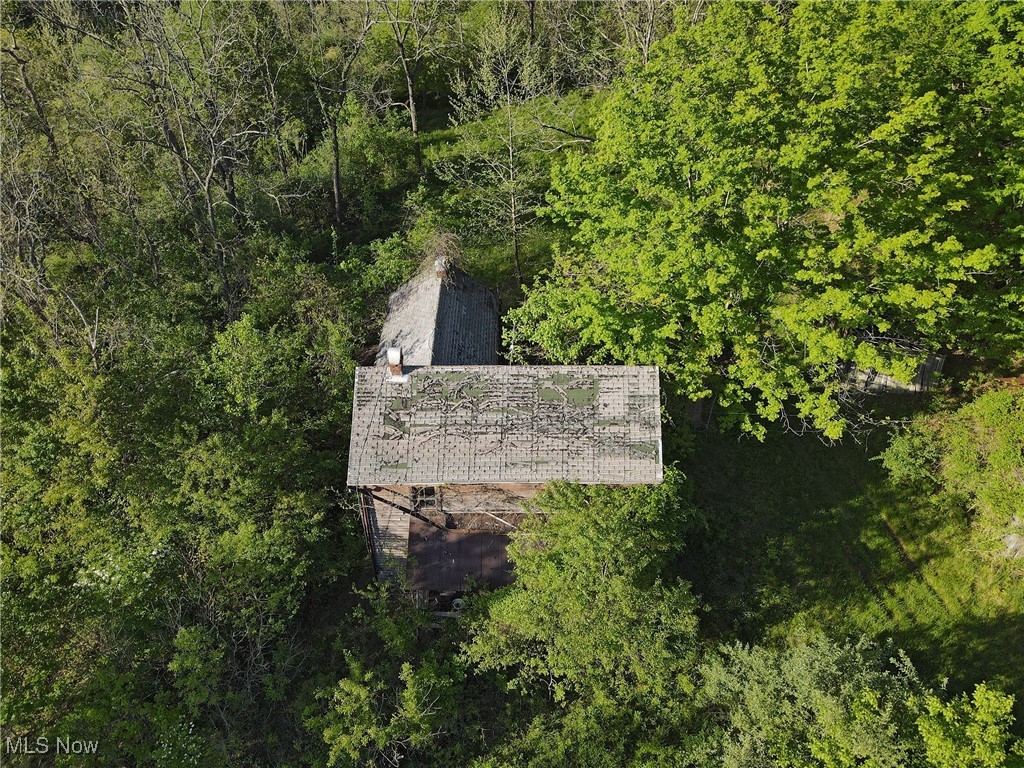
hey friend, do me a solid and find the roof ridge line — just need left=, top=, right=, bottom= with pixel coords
left=426, top=273, right=445, bottom=364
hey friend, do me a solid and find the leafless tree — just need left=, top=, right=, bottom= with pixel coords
left=104, top=1, right=274, bottom=318
left=439, top=3, right=551, bottom=283
left=274, top=0, right=374, bottom=247
left=373, top=0, right=459, bottom=165
left=533, top=0, right=681, bottom=88
left=608, top=0, right=676, bottom=66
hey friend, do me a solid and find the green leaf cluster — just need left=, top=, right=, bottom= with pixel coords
left=509, top=1, right=1024, bottom=437
left=882, top=387, right=1024, bottom=560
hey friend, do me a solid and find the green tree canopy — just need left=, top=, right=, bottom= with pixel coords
left=701, top=638, right=925, bottom=768
left=918, top=684, right=1024, bottom=768
left=463, top=474, right=703, bottom=766
left=699, top=638, right=1023, bottom=768
left=508, top=1, right=1024, bottom=438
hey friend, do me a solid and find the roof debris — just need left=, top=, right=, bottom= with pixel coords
left=348, top=365, right=662, bottom=486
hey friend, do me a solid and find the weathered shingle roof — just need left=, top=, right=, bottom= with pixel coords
left=375, top=267, right=500, bottom=366
left=347, top=365, right=662, bottom=486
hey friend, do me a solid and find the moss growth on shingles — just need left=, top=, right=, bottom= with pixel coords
left=383, top=413, right=410, bottom=435
left=432, top=371, right=473, bottom=383
left=539, top=381, right=599, bottom=405
left=565, top=385, right=598, bottom=406
left=539, top=388, right=563, bottom=402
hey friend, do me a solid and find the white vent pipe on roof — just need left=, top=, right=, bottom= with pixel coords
left=386, top=347, right=403, bottom=378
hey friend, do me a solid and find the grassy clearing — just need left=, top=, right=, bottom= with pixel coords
left=681, top=422, right=1024, bottom=725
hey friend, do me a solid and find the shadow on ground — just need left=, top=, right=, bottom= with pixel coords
left=680, top=425, right=1024, bottom=727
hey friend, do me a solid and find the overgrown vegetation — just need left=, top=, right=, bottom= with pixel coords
left=508, top=1, right=1024, bottom=438
left=2, top=1, right=1023, bottom=766
left=686, top=423, right=1024, bottom=726
left=882, top=388, right=1024, bottom=561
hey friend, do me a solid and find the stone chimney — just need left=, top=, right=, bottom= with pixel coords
left=386, top=347, right=404, bottom=379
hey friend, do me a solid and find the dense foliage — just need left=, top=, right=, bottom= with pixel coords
left=508, top=1, right=1024, bottom=437
left=701, top=640, right=1023, bottom=768
left=0, top=0, right=677, bottom=762
left=308, top=485, right=1024, bottom=768
left=463, top=478, right=702, bottom=766
left=3, top=1, right=1023, bottom=766
left=882, top=387, right=1024, bottom=561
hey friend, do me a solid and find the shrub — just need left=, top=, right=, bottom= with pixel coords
left=880, top=423, right=942, bottom=486
left=880, top=388, right=1024, bottom=558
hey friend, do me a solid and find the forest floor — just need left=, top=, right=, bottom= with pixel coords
left=682, top=417, right=1024, bottom=727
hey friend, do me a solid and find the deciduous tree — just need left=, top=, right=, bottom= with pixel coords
left=508, top=1, right=1024, bottom=438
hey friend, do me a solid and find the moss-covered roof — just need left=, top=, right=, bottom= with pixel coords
left=348, top=365, right=662, bottom=486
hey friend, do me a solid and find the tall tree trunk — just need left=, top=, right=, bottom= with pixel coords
left=274, top=124, right=288, bottom=176
left=511, top=211, right=522, bottom=284
left=330, top=114, right=343, bottom=250
left=11, top=53, right=101, bottom=246
left=222, top=163, right=244, bottom=230
left=508, top=108, right=523, bottom=283
left=403, top=68, right=422, bottom=168
left=203, top=182, right=238, bottom=322
left=406, top=83, right=418, bottom=141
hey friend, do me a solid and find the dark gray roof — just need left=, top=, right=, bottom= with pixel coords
left=347, top=365, right=663, bottom=486
left=375, top=267, right=500, bottom=366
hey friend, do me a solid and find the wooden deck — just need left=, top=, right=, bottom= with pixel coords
left=407, top=518, right=514, bottom=593
left=360, top=484, right=545, bottom=583
left=359, top=488, right=412, bottom=581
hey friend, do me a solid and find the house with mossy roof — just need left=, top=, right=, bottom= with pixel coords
left=347, top=262, right=663, bottom=603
